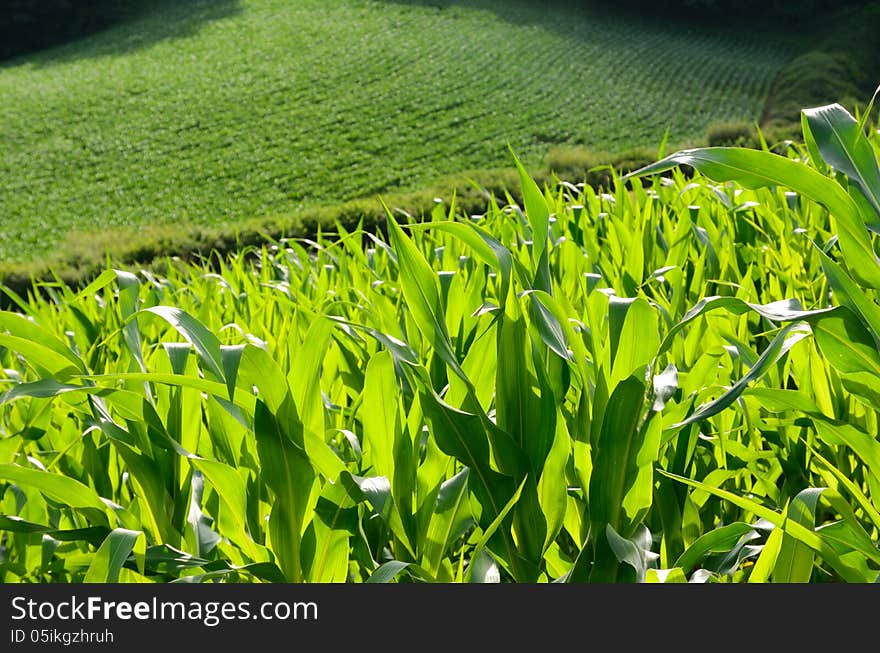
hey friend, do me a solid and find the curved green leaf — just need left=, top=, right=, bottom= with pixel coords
left=802, top=103, right=880, bottom=224
left=84, top=528, right=143, bottom=583
left=672, top=322, right=811, bottom=429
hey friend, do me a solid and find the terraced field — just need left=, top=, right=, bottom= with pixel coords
left=0, top=0, right=794, bottom=262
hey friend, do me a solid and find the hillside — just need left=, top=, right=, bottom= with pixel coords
left=0, top=0, right=794, bottom=262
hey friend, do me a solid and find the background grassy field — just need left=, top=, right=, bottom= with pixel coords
left=0, top=0, right=794, bottom=263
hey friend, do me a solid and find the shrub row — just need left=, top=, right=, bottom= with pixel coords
left=0, top=168, right=526, bottom=305
left=0, top=151, right=668, bottom=307
left=598, top=0, right=871, bottom=23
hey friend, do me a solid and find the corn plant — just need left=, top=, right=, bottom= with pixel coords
left=625, top=88, right=880, bottom=581
left=2, top=99, right=879, bottom=582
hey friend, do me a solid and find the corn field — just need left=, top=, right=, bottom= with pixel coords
left=1, top=100, right=879, bottom=583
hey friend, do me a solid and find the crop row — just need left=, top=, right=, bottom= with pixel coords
left=1, top=100, right=879, bottom=581
left=0, top=0, right=794, bottom=261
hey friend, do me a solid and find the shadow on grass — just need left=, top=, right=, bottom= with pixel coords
left=1, top=0, right=241, bottom=69
left=377, top=0, right=808, bottom=46
left=377, top=0, right=642, bottom=37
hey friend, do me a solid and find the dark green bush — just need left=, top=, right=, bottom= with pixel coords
left=600, top=0, right=871, bottom=23
left=706, top=121, right=757, bottom=148
left=544, top=144, right=667, bottom=189
left=0, top=1, right=134, bottom=60
left=763, top=52, right=862, bottom=126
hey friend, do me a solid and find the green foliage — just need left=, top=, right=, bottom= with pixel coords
left=2, top=96, right=879, bottom=582
left=605, top=0, right=871, bottom=23
left=626, top=91, right=880, bottom=583
left=0, top=0, right=130, bottom=60
left=764, top=52, right=869, bottom=127
left=761, top=3, right=880, bottom=129
left=543, top=145, right=663, bottom=189
left=706, top=121, right=758, bottom=148
left=0, top=168, right=527, bottom=305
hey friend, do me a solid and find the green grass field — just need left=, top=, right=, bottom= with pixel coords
left=0, top=0, right=794, bottom=263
